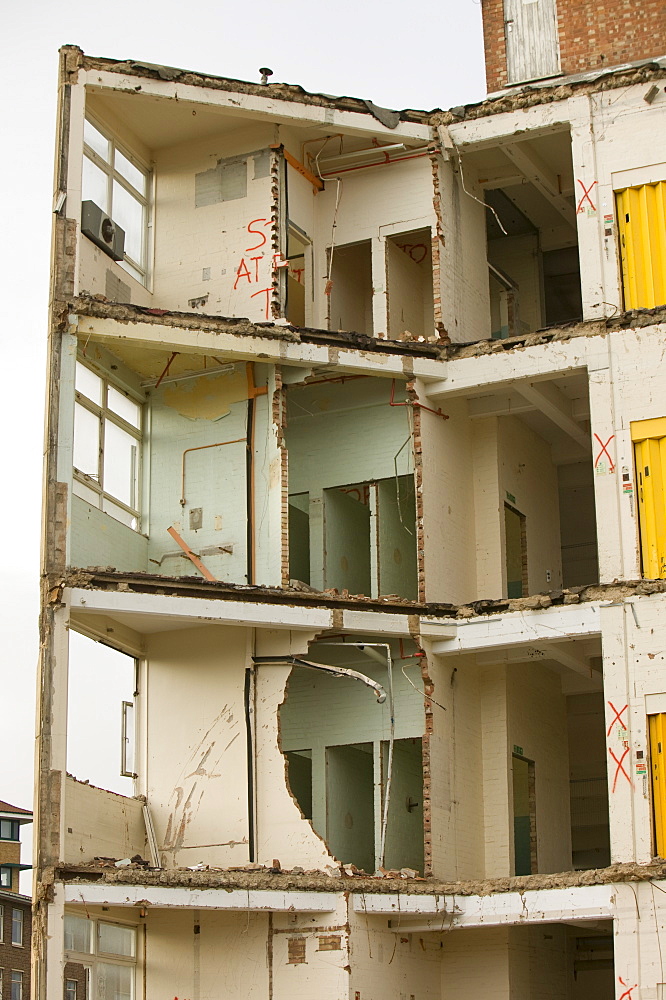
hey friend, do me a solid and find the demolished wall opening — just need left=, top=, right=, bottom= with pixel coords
left=285, top=226, right=311, bottom=327
left=286, top=376, right=418, bottom=599
left=67, top=631, right=136, bottom=796
left=471, top=129, right=581, bottom=339
left=567, top=691, right=611, bottom=871
left=327, top=240, right=373, bottom=335
left=386, top=228, right=434, bottom=341
left=280, top=638, right=425, bottom=874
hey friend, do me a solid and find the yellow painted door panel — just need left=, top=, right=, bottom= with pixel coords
left=650, top=714, right=666, bottom=858
left=632, top=418, right=666, bottom=579
left=616, top=182, right=666, bottom=310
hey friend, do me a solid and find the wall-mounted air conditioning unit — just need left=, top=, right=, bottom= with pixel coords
left=81, top=200, right=125, bottom=261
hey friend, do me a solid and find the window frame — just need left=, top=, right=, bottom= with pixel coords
left=9, top=971, right=21, bottom=1000
left=0, top=821, right=20, bottom=842
left=64, top=913, right=137, bottom=1000
left=82, top=113, right=152, bottom=287
left=0, top=869, right=12, bottom=890
left=0, top=903, right=4, bottom=942
left=73, top=360, right=144, bottom=530
left=11, top=909, right=23, bottom=948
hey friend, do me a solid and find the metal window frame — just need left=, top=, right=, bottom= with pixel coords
left=10, top=970, right=22, bottom=1000
left=64, top=913, right=138, bottom=1000
left=83, top=113, right=152, bottom=286
left=0, top=820, right=19, bottom=841
left=0, top=867, right=11, bottom=888
left=73, top=361, right=143, bottom=529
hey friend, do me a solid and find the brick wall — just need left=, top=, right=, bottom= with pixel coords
left=0, top=896, right=32, bottom=999
left=481, top=0, right=666, bottom=92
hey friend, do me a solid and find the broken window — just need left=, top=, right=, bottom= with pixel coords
left=73, top=360, right=142, bottom=529
left=327, top=240, right=373, bottom=334
left=82, top=116, right=150, bottom=285
left=386, top=229, right=434, bottom=341
left=64, top=914, right=135, bottom=1000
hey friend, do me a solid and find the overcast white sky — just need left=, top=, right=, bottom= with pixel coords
left=1, top=0, right=486, bottom=884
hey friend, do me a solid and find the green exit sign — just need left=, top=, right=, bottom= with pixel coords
left=513, top=745, right=523, bottom=756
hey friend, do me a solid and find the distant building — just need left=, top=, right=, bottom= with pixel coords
left=0, top=802, right=31, bottom=1000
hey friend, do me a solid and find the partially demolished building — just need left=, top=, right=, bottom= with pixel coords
left=37, top=11, right=666, bottom=998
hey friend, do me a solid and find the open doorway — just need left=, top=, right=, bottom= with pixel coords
left=286, top=226, right=310, bottom=327
left=328, top=240, right=373, bottom=334
left=504, top=502, right=527, bottom=598
left=512, top=754, right=536, bottom=875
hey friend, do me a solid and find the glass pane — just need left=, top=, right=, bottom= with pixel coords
left=98, top=922, right=136, bottom=958
left=64, top=915, right=93, bottom=954
left=103, top=421, right=139, bottom=509
left=112, top=181, right=144, bottom=264
left=119, top=259, right=144, bottom=284
left=0, top=867, right=11, bottom=887
left=84, top=119, right=110, bottom=161
left=82, top=156, right=109, bottom=214
left=73, top=404, right=100, bottom=479
left=73, top=478, right=101, bottom=507
left=108, top=386, right=141, bottom=428
left=96, top=962, right=132, bottom=1000
left=102, top=498, right=137, bottom=530
left=115, top=149, right=146, bottom=196
left=12, top=909, right=23, bottom=945
left=75, top=362, right=102, bottom=405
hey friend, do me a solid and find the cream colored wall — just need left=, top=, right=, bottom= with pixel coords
left=472, top=416, right=503, bottom=599
left=63, top=777, right=147, bottom=863
left=152, top=125, right=276, bottom=319
left=498, top=415, right=563, bottom=596
left=441, top=927, right=511, bottom=1000
left=428, top=652, right=487, bottom=880
left=418, top=393, right=478, bottom=605
left=77, top=237, right=153, bottom=306
left=349, top=910, right=442, bottom=1000
left=145, top=909, right=269, bottom=998
left=143, top=625, right=250, bottom=869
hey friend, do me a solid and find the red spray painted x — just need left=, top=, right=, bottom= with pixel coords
left=607, top=701, right=628, bottom=736
left=617, top=976, right=638, bottom=1000
left=594, top=433, right=616, bottom=472
left=577, top=178, right=597, bottom=213
left=609, top=746, right=633, bottom=792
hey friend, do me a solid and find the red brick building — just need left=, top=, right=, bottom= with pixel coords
left=0, top=802, right=32, bottom=1000
left=481, top=0, right=666, bottom=92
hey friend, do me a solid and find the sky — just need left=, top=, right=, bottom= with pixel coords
left=1, top=0, right=486, bottom=887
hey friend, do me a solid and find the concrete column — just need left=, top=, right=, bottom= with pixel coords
left=371, top=234, right=387, bottom=338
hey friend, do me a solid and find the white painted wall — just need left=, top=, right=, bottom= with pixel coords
left=63, top=778, right=146, bottom=863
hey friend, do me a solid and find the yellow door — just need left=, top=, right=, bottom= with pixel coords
left=649, top=714, right=666, bottom=858
left=631, top=417, right=666, bottom=579
left=616, top=182, right=666, bottom=309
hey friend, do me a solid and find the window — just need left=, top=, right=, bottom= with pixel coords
left=0, top=821, right=19, bottom=842
left=82, top=116, right=150, bottom=285
left=0, top=868, right=12, bottom=889
left=11, top=910, right=23, bottom=947
left=10, top=972, right=21, bottom=1000
left=65, top=981, right=77, bottom=1000
left=64, top=914, right=136, bottom=1000
left=0, top=904, right=4, bottom=942
left=73, top=361, right=143, bottom=529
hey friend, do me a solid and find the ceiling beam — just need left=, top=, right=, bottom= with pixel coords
left=501, top=141, right=576, bottom=228
left=477, top=641, right=596, bottom=678
left=468, top=394, right=536, bottom=419
left=515, top=381, right=590, bottom=450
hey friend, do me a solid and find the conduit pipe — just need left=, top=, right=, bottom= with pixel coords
left=252, top=655, right=387, bottom=703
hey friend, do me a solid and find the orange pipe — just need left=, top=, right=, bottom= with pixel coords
left=180, top=439, right=246, bottom=507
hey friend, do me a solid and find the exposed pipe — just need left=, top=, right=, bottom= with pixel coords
left=244, top=665, right=256, bottom=862
left=180, top=439, right=246, bottom=508
left=389, top=378, right=449, bottom=420
left=319, top=151, right=429, bottom=178
left=252, top=655, right=387, bottom=703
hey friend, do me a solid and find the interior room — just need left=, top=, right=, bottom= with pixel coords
left=280, top=636, right=426, bottom=874
left=69, top=336, right=277, bottom=586
left=285, top=375, right=418, bottom=599
left=463, top=128, right=582, bottom=339
left=427, top=634, right=605, bottom=881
